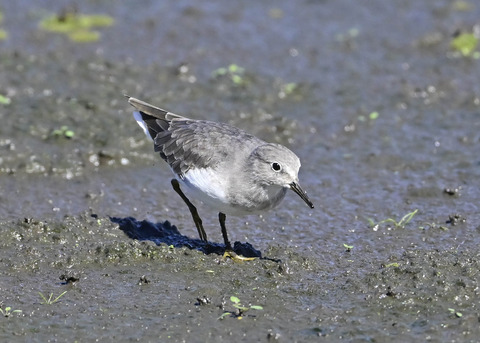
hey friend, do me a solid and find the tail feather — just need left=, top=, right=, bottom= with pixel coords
left=127, top=96, right=194, bottom=172
left=127, top=96, right=174, bottom=141
left=133, top=111, right=154, bottom=141
left=127, top=96, right=169, bottom=120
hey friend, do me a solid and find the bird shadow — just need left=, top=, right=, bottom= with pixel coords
left=110, top=216, right=263, bottom=259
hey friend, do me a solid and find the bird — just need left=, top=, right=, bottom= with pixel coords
left=126, top=96, right=314, bottom=259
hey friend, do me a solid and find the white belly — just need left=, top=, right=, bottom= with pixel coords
left=175, top=167, right=287, bottom=216
left=177, top=168, right=238, bottom=214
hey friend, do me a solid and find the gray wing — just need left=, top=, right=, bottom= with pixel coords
left=156, top=119, right=261, bottom=176
left=127, top=96, right=261, bottom=176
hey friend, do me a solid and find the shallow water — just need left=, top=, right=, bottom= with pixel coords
left=1, top=0, right=479, bottom=341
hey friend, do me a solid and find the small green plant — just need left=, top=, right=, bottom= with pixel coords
left=0, top=94, right=11, bottom=105
left=369, top=111, right=379, bottom=120
left=358, top=111, right=379, bottom=122
left=448, top=308, right=462, bottom=318
left=343, top=243, right=354, bottom=251
left=212, top=64, right=247, bottom=85
left=451, top=32, right=478, bottom=57
left=368, top=209, right=418, bottom=231
left=52, top=126, right=75, bottom=139
left=418, top=222, right=449, bottom=231
left=0, top=306, right=22, bottom=317
left=38, top=291, right=67, bottom=305
left=278, top=82, right=299, bottom=98
left=219, top=296, right=263, bottom=319
left=282, top=82, right=297, bottom=94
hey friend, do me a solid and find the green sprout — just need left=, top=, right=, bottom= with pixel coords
left=283, top=83, right=297, bottom=94
left=212, top=64, right=247, bottom=85
left=368, top=209, right=419, bottom=231
left=219, top=296, right=263, bottom=320
left=369, top=111, right=379, bottom=120
left=343, top=243, right=354, bottom=251
left=448, top=308, right=463, bottom=318
left=0, top=94, right=11, bottom=105
left=0, top=306, right=22, bottom=317
left=418, top=222, right=449, bottom=231
left=38, top=291, right=67, bottom=305
left=278, top=82, right=299, bottom=98
left=358, top=111, right=379, bottom=122
left=52, top=126, right=75, bottom=139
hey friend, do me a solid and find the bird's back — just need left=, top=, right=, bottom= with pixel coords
left=128, top=96, right=263, bottom=177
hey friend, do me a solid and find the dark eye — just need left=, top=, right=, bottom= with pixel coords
left=271, top=162, right=282, bottom=172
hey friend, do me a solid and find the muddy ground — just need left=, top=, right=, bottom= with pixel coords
left=0, top=0, right=479, bottom=342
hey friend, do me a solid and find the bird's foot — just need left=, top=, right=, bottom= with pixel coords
left=223, top=249, right=256, bottom=262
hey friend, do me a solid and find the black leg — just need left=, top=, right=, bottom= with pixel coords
left=219, top=212, right=232, bottom=250
left=219, top=212, right=255, bottom=261
left=171, top=179, right=208, bottom=242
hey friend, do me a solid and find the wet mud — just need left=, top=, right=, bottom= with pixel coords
left=1, top=0, right=480, bottom=341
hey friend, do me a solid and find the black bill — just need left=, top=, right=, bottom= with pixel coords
left=290, top=182, right=314, bottom=209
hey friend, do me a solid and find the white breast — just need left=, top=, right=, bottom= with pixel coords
left=178, top=168, right=233, bottom=212
left=175, top=167, right=287, bottom=216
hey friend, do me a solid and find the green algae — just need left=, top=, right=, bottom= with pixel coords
left=451, top=32, right=478, bottom=57
left=212, top=64, right=248, bottom=85
left=0, top=94, right=11, bottom=104
left=0, top=9, right=7, bottom=40
left=39, top=12, right=114, bottom=42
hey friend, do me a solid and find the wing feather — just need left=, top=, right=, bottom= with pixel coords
left=128, top=97, right=263, bottom=176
